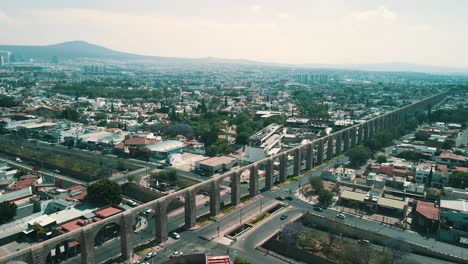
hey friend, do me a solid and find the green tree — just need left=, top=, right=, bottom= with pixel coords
left=346, top=145, right=371, bottom=168
left=233, top=257, right=251, bottom=264
left=309, top=176, right=324, bottom=193
left=0, top=120, right=7, bottom=134
left=235, top=132, right=250, bottom=145
left=61, top=108, right=81, bottom=122
left=126, top=175, right=136, bottom=183
left=318, top=190, right=334, bottom=207
left=376, top=155, right=387, bottom=164
left=449, top=171, right=468, bottom=189
left=87, top=179, right=122, bottom=205
left=0, top=201, right=17, bottom=224
left=32, top=223, right=47, bottom=241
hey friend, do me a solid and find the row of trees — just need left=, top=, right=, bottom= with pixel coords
left=292, top=90, right=330, bottom=119
left=346, top=116, right=423, bottom=168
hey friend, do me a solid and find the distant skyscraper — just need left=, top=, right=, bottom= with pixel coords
left=0, top=51, right=11, bottom=63
left=0, top=56, right=4, bottom=67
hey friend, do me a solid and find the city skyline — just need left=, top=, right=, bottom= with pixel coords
left=1, top=0, right=468, bottom=68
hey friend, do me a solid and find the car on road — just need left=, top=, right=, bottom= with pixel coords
left=170, top=251, right=183, bottom=258
left=15, top=157, right=22, bottom=163
left=280, top=214, right=288, bottom=220
left=54, top=169, right=60, bottom=173
left=358, top=239, right=370, bottom=244
left=313, top=206, right=324, bottom=212
left=171, top=232, right=180, bottom=239
left=336, top=213, right=346, bottom=219
left=285, top=196, right=293, bottom=201
left=144, top=251, right=156, bottom=259
left=276, top=196, right=285, bottom=201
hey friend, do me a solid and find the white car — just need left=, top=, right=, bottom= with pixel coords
left=15, top=157, right=22, bottom=163
left=336, top=213, right=346, bottom=220
left=170, top=251, right=183, bottom=258
left=171, top=232, right=180, bottom=239
left=144, top=251, right=156, bottom=259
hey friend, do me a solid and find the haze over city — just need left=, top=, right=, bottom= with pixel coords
left=0, top=1, right=468, bottom=264
left=1, top=0, right=468, bottom=68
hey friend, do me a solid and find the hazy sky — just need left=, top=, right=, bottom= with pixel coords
left=1, top=0, right=467, bottom=67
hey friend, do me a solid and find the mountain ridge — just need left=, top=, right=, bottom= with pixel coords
left=1, top=40, right=467, bottom=74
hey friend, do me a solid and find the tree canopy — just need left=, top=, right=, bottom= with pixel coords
left=87, top=179, right=122, bottom=205
left=0, top=201, right=17, bottom=224
left=346, top=145, right=371, bottom=168
left=292, top=90, right=329, bottom=119
left=449, top=171, right=468, bottom=189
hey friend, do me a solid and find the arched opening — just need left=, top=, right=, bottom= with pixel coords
left=240, top=168, right=251, bottom=200
left=94, top=222, right=120, bottom=247
left=45, top=239, right=81, bottom=264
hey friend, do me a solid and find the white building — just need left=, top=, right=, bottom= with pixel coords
left=333, top=167, right=357, bottom=181
left=242, top=123, right=284, bottom=163
left=415, top=163, right=435, bottom=184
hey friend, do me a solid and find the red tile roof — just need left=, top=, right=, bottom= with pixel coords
left=207, top=256, right=231, bottom=264
left=416, top=201, right=439, bottom=221
left=11, top=178, right=36, bottom=191
left=94, top=206, right=124, bottom=218
left=455, top=166, right=468, bottom=172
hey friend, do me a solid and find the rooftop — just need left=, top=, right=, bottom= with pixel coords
left=440, top=200, right=468, bottom=212
left=416, top=201, right=439, bottom=220
left=143, top=140, right=185, bottom=152
left=377, top=197, right=407, bottom=210
left=197, top=156, right=238, bottom=167
left=94, top=206, right=124, bottom=218
left=340, top=190, right=366, bottom=202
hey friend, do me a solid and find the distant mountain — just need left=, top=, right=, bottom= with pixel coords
left=299, top=62, right=468, bottom=75
left=0, top=40, right=145, bottom=61
left=1, top=40, right=467, bottom=74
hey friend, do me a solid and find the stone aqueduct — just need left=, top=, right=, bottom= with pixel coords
left=0, top=92, right=449, bottom=264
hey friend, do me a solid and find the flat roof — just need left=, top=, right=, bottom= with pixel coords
left=377, top=197, right=406, bottom=210
left=340, top=190, right=366, bottom=202
left=95, top=206, right=124, bottom=218
left=416, top=201, right=439, bottom=220
left=18, top=122, right=56, bottom=129
left=197, top=156, right=238, bottom=167
left=143, top=140, right=185, bottom=152
left=440, top=200, right=468, bottom=212
left=28, top=215, right=56, bottom=227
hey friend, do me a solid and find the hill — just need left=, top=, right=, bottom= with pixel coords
left=0, top=41, right=144, bottom=61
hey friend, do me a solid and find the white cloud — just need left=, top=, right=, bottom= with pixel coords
left=278, top=13, right=289, bottom=19
left=409, top=25, right=431, bottom=32
left=250, top=5, right=262, bottom=14
left=352, top=6, right=398, bottom=23
left=0, top=9, right=10, bottom=22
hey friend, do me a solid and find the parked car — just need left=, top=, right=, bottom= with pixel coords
left=280, top=214, right=288, bottom=220
left=171, top=232, right=180, bottom=239
left=336, top=213, right=346, bottom=219
left=144, top=251, right=156, bottom=259
left=313, top=206, right=324, bottom=212
left=285, top=196, right=293, bottom=201
left=276, top=196, right=285, bottom=201
left=15, top=157, right=22, bottom=163
left=170, top=251, right=183, bottom=258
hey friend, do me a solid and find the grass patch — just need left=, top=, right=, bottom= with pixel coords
left=241, top=196, right=253, bottom=204
left=135, top=248, right=151, bottom=257
left=197, top=219, right=210, bottom=226
left=289, top=176, right=300, bottom=181
left=277, top=182, right=288, bottom=187
left=221, top=205, right=236, bottom=214
left=248, top=212, right=271, bottom=225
